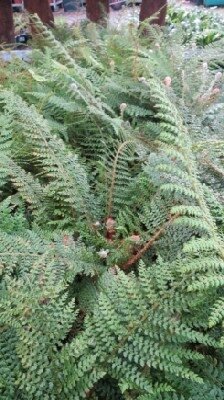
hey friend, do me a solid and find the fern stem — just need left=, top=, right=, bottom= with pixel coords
left=120, top=213, right=179, bottom=271
left=202, top=155, right=224, bottom=179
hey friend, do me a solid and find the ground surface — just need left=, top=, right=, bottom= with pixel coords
left=53, top=0, right=224, bottom=26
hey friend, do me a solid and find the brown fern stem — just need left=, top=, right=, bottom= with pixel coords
left=120, top=213, right=179, bottom=271
left=203, top=156, right=224, bottom=179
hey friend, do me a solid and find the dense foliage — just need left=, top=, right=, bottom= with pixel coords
left=168, top=4, right=224, bottom=45
left=0, top=14, right=224, bottom=399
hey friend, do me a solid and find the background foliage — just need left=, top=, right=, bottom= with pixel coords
left=168, top=3, right=224, bottom=45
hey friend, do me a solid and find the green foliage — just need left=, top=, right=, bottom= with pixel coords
left=167, top=4, right=224, bottom=45
left=0, top=15, right=224, bottom=399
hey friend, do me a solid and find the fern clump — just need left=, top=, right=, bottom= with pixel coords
left=0, top=15, right=224, bottom=399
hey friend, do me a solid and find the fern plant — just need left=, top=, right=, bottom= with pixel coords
left=0, top=15, right=224, bottom=399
